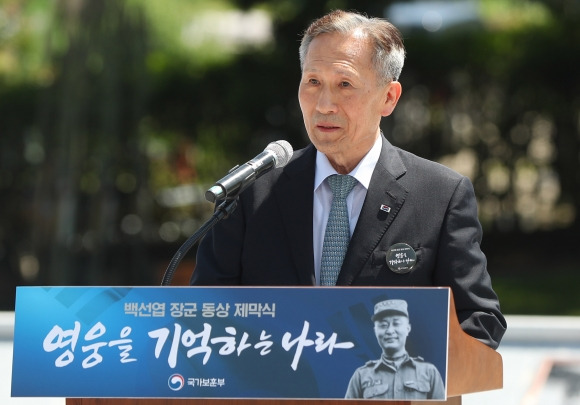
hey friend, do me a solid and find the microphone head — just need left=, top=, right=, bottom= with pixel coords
left=265, top=140, right=293, bottom=168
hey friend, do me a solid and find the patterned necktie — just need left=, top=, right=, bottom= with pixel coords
left=320, top=174, right=358, bottom=286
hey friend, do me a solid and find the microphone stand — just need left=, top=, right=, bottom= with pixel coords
left=160, top=198, right=238, bottom=286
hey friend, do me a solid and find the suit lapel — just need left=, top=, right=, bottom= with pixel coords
left=274, top=145, right=317, bottom=284
left=337, top=137, right=409, bottom=285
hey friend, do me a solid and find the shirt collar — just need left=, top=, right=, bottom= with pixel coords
left=314, top=135, right=382, bottom=191
left=375, top=352, right=412, bottom=371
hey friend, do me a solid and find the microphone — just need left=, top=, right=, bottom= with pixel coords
left=205, top=140, right=293, bottom=202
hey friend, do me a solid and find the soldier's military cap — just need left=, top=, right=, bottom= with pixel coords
left=371, top=299, right=409, bottom=321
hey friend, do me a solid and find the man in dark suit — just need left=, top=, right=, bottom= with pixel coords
left=191, top=9, right=506, bottom=349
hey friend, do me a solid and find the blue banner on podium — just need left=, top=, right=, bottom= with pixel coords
left=12, top=286, right=449, bottom=400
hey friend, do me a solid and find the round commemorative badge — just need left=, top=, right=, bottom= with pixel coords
left=385, top=243, right=417, bottom=274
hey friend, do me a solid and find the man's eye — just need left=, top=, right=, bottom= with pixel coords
left=340, top=81, right=351, bottom=87
left=309, top=78, right=319, bottom=85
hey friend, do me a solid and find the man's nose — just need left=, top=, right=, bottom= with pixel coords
left=316, top=85, right=338, bottom=114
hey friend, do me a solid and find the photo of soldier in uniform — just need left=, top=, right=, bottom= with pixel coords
left=345, top=299, right=445, bottom=400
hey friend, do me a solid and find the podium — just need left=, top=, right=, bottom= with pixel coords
left=63, top=290, right=502, bottom=405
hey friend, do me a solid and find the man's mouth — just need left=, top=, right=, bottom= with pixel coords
left=316, top=124, right=340, bottom=131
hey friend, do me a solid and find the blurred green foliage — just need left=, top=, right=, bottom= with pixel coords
left=495, top=272, right=580, bottom=315
left=0, top=0, right=579, bottom=314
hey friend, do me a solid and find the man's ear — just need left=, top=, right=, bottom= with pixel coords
left=381, top=81, right=402, bottom=117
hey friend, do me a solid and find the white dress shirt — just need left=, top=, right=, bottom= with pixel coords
left=313, top=135, right=382, bottom=285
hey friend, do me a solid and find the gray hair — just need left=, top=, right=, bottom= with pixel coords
left=299, top=10, right=406, bottom=84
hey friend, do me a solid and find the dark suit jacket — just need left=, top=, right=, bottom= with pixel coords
left=192, top=136, right=507, bottom=349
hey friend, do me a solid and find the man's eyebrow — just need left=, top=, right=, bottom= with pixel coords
left=332, top=66, right=358, bottom=78
left=302, top=64, right=358, bottom=77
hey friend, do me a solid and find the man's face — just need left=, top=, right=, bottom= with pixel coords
left=298, top=30, right=401, bottom=173
left=374, top=314, right=411, bottom=354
